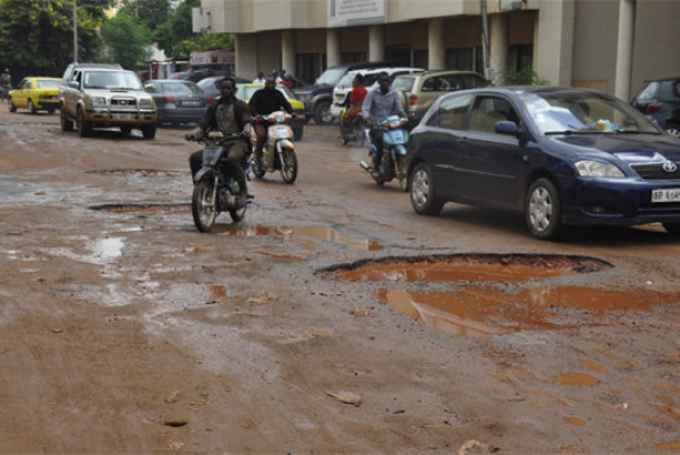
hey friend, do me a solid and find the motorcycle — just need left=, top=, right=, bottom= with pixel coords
left=188, top=131, right=251, bottom=233
left=251, top=111, right=299, bottom=184
left=360, top=115, right=410, bottom=191
left=339, top=106, right=366, bottom=146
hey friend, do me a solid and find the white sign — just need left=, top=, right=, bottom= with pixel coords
left=328, top=0, right=385, bottom=27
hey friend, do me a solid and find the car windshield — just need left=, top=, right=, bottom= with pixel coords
left=238, top=85, right=290, bottom=101
left=161, top=82, right=201, bottom=96
left=336, top=72, right=356, bottom=89
left=392, top=77, right=415, bottom=92
left=37, top=80, right=64, bottom=89
left=83, top=71, right=143, bottom=90
left=522, top=91, right=660, bottom=135
left=315, top=68, right=346, bottom=86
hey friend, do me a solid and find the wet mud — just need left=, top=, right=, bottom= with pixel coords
left=322, top=254, right=612, bottom=282
left=89, top=203, right=190, bottom=214
left=86, top=169, right=185, bottom=177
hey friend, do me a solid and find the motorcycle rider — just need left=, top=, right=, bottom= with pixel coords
left=187, top=77, right=253, bottom=180
left=1, top=68, right=11, bottom=102
left=361, top=72, right=405, bottom=171
left=248, top=75, right=293, bottom=168
left=341, top=73, right=368, bottom=143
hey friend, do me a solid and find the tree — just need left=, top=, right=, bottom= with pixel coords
left=154, top=0, right=199, bottom=59
left=101, top=12, right=152, bottom=70
left=0, top=0, right=112, bottom=82
left=120, top=0, right=170, bottom=31
left=176, top=32, right=232, bottom=56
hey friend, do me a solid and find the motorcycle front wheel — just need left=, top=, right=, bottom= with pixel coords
left=228, top=171, right=248, bottom=223
left=280, top=149, right=298, bottom=184
left=192, top=178, right=218, bottom=233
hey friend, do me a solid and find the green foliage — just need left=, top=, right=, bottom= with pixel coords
left=177, top=32, right=232, bottom=56
left=101, top=12, right=152, bottom=69
left=504, top=66, right=548, bottom=86
left=120, top=0, right=170, bottom=31
left=0, top=0, right=112, bottom=82
left=153, top=0, right=199, bottom=59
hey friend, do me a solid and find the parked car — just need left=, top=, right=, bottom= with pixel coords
left=632, top=76, right=680, bottom=137
left=330, top=67, right=425, bottom=119
left=294, top=62, right=392, bottom=125
left=236, top=83, right=306, bottom=141
left=196, top=76, right=253, bottom=104
left=407, top=87, right=680, bottom=239
left=394, top=70, right=489, bottom=124
left=61, top=67, right=158, bottom=139
left=144, top=79, right=207, bottom=126
left=8, top=77, right=64, bottom=114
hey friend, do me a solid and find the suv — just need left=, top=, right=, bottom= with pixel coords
left=330, top=67, right=425, bottom=118
left=294, top=62, right=392, bottom=125
left=393, top=70, right=489, bottom=123
left=62, top=63, right=122, bottom=83
left=61, top=67, right=158, bottom=139
left=632, top=77, right=680, bottom=137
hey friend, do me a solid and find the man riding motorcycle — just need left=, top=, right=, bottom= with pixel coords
left=248, top=76, right=293, bottom=168
left=340, top=74, right=368, bottom=144
left=361, top=72, right=406, bottom=171
left=187, top=77, right=253, bottom=180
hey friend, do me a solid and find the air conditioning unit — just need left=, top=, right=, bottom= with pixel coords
left=499, top=0, right=525, bottom=11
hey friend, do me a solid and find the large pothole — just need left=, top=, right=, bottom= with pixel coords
left=319, top=254, right=612, bottom=283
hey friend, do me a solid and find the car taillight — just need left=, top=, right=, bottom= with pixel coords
left=646, top=103, right=662, bottom=114
left=163, top=96, right=175, bottom=103
left=207, top=96, right=213, bottom=105
left=409, top=94, right=418, bottom=106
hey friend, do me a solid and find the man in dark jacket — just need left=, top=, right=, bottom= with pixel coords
left=248, top=76, right=293, bottom=167
left=188, top=77, right=253, bottom=179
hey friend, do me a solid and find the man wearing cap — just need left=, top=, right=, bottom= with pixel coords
left=361, top=72, right=406, bottom=171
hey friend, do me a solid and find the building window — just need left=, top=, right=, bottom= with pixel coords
left=386, top=46, right=412, bottom=67
left=446, top=48, right=474, bottom=71
left=341, top=52, right=367, bottom=64
left=296, top=53, right=324, bottom=84
left=508, top=44, right=533, bottom=72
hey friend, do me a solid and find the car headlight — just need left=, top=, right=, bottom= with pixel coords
left=139, top=98, right=154, bottom=109
left=575, top=160, right=625, bottom=178
left=91, top=96, right=107, bottom=107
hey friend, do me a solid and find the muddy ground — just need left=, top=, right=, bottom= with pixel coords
left=1, top=108, right=679, bottom=454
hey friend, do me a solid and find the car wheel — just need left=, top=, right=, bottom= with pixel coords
left=142, top=125, right=156, bottom=139
left=77, top=108, right=92, bottom=137
left=662, top=223, right=680, bottom=235
left=313, top=100, right=332, bottom=125
left=526, top=178, right=562, bottom=240
left=27, top=99, right=37, bottom=115
left=60, top=110, right=74, bottom=132
left=409, top=162, right=444, bottom=216
left=666, top=126, right=680, bottom=138
left=9, top=100, right=17, bottom=113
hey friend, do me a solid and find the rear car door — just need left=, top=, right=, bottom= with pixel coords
left=462, top=95, right=527, bottom=209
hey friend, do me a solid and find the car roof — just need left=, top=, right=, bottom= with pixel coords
left=644, top=76, right=680, bottom=82
left=147, top=79, right=196, bottom=84
left=442, top=86, right=613, bottom=98
left=80, top=68, right=132, bottom=73
left=71, top=63, right=123, bottom=70
left=416, top=70, right=485, bottom=77
left=348, top=67, right=424, bottom=76
left=27, top=77, right=62, bottom=81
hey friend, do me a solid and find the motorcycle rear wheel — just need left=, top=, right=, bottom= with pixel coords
left=192, top=179, right=218, bottom=233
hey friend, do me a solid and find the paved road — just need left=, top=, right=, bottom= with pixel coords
left=1, top=108, right=679, bottom=453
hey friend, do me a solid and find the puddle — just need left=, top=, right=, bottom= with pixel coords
left=375, top=286, right=680, bottom=337
left=93, top=237, right=125, bottom=260
left=557, top=372, right=601, bottom=387
left=656, top=440, right=680, bottom=450
left=208, top=284, right=229, bottom=304
left=86, top=169, right=184, bottom=177
left=89, top=203, right=190, bottom=214
left=256, top=251, right=306, bottom=262
left=323, top=254, right=611, bottom=283
left=220, top=225, right=382, bottom=251
left=564, top=416, right=587, bottom=426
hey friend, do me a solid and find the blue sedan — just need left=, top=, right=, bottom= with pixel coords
left=406, top=87, right=680, bottom=239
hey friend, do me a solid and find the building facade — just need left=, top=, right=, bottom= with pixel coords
left=195, top=0, right=680, bottom=100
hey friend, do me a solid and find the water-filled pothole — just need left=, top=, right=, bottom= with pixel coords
left=89, top=203, right=190, bottom=214
left=86, top=169, right=185, bottom=177
left=321, top=254, right=611, bottom=282
left=219, top=225, right=382, bottom=251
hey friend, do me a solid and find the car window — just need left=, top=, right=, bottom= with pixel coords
left=464, top=75, right=488, bottom=89
left=435, top=94, right=474, bottom=130
left=637, top=82, right=659, bottom=101
left=422, top=76, right=444, bottom=92
left=393, top=76, right=414, bottom=92
left=83, top=71, right=142, bottom=90
left=22, top=80, right=31, bottom=89
left=161, top=82, right=201, bottom=96
left=469, top=96, right=520, bottom=134
left=658, top=80, right=680, bottom=102
left=443, top=75, right=465, bottom=91
left=144, top=83, right=159, bottom=93
left=37, top=80, right=64, bottom=89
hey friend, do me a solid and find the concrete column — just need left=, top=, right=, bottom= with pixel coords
left=428, top=18, right=445, bottom=70
left=235, top=33, right=258, bottom=80
left=368, top=25, right=384, bottom=62
left=614, top=0, right=635, bottom=100
left=281, top=30, right=296, bottom=76
left=326, top=28, right=341, bottom=67
left=489, top=14, right=508, bottom=85
left=534, top=0, right=575, bottom=86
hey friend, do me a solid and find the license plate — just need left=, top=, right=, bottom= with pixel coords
left=183, top=101, right=201, bottom=107
left=274, top=126, right=290, bottom=139
left=651, top=188, right=680, bottom=203
left=114, top=113, right=135, bottom=120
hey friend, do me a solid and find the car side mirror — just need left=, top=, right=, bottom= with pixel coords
left=68, top=80, right=79, bottom=89
left=495, top=120, right=519, bottom=136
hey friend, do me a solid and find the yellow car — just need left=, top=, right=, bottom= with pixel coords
left=9, top=77, right=64, bottom=115
left=236, top=83, right=305, bottom=140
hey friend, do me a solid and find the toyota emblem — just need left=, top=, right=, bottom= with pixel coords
left=662, top=161, right=678, bottom=173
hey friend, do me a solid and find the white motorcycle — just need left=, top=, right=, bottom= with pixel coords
left=251, top=111, right=299, bottom=184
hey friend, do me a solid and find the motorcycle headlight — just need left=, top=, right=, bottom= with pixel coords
left=139, top=98, right=154, bottom=109
left=91, top=96, right=107, bottom=107
left=575, top=160, right=625, bottom=178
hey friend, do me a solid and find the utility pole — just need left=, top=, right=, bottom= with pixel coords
left=73, top=0, right=78, bottom=63
left=480, top=0, right=490, bottom=80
